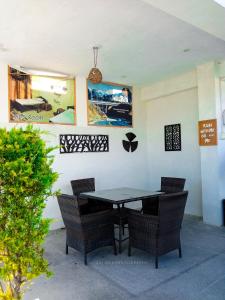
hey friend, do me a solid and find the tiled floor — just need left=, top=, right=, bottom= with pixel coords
left=24, top=216, right=225, bottom=300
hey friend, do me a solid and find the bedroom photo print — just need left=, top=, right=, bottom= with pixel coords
left=87, top=81, right=133, bottom=127
left=8, top=66, right=76, bottom=125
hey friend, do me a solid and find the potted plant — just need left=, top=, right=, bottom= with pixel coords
left=0, top=125, right=58, bottom=300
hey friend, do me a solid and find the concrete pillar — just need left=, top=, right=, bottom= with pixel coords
left=197, top=62, right=222, bottom=226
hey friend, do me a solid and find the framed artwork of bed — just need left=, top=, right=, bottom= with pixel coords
left=8, top=66, right=76, bottom=125
left=87, top=80, right=133, bottom=127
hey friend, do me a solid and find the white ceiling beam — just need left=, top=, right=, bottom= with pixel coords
left=141, top=0, right=225, bottom=42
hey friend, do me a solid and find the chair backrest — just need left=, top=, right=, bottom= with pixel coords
left=161, top=177, right=186, bottom=193
left=57, top=194, right=81, bottom=228
left=158, top=191, right=188, bottom=234
left=71, top=178, right=95, bottom=196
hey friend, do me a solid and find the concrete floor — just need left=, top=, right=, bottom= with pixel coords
left=24, top=215, right=225, bottom=300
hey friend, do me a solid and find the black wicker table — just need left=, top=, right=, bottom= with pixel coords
left=80, top=187, right=163, bottom=253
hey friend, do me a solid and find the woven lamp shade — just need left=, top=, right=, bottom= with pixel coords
left=88, top=67, right=102, bottom=84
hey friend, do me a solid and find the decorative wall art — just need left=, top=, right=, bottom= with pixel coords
left=198, top=119, right=217, bottom=146
left=164, top=124, right=181, bottom=151
left=122, top=132, right=138, bottom=152
left=8, top=66, right=76, bottom=125
left=60, top=134, right=109, bottom=153
left=87, top=81, right=133, bottom=127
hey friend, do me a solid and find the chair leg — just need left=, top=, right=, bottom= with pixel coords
left=122, top=224, right=125, bottom=235
left=155, top=255, right=158, bottom=269
left=179, top=246, right=182, bottom=258
left=84, top=253, right=87, bottom=265
left=65, top=243, right=68, bottom=255
left=113, top=239, right=117, bottom=256
left=119, top=221, right=122, bottom=254
left=128, top=240, right=131, bottom=257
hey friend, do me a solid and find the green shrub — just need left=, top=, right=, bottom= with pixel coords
left=0, top=125, right=58, bottom=300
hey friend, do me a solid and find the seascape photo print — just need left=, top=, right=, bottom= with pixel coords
left=87, top=81, right=133, bottom=127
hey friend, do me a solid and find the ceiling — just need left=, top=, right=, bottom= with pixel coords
left=0, top=0, right=225, bottom=86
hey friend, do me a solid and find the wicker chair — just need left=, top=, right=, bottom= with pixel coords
left=142, top=177, right=186, bottom=215
left=71, top=178, right=113, bottom=213
left=70, top=178, right=127, bottom=253
left=57, top=194, right=117, bottom=265
left=160, top=177, right=186, bottom=193
left=128, top=191, right=188, bottom=268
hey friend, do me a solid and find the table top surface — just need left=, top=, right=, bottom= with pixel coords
left=80, top=187, right=163, bottom=204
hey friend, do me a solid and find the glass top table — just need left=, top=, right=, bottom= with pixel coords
left=80, top=187, right=163, bottom=204
left=80, top=187, right=163, bottom=254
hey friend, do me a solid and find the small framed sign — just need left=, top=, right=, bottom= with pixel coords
left=164, top=124, right=181, bottom=151
left=198, top=119, right=217, bottom=146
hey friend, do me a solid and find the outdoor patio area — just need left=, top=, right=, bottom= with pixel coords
left=1, top=1, right=225, bottom=299
left=24, top=215, right=225, bottom=300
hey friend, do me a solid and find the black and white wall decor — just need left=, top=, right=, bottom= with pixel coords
left=164, top=124, right=181, bottom=151
left=60, top=134, right=109, bottom=153
left=122, top=132, right=138, bottom=152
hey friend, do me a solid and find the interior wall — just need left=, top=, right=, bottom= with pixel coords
left=0, top=62, right=148, bottom=229
left=146, top=88, right=202, bottom=216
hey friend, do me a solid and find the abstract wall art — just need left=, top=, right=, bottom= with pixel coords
left=164, top=124, right=181, bottom=151
left=87, top=81, right=132, bottom=127
left=122, top=132, right=138, bottom=152
left=59, top=134, right=109, bottom=153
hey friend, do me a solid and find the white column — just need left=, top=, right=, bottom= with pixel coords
left=197, top=62, right=222, bottom=226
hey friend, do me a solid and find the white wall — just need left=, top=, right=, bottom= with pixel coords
left=142, top=61, right=225, bottom=225
left=141, top=69, right=197, bottom=102
left=2, top=58, right=225, bottom=227
left=145, top=88, right=202, bottom=216
left=0, top=62, right=148, bottom=229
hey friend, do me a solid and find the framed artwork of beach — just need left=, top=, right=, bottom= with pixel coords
left=8, top=66, right=76, bottom=125
left=87, top=80, right=133, bottom=127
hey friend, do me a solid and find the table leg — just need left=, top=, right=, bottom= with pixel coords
left=119, top=218, right=122, bottom=254
left=117, top=204, right=122, bottom=254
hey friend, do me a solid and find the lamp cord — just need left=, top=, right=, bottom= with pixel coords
left=93, top=47, right=98, bottom=68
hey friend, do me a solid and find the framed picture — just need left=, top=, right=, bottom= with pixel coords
left=8, top=66, right=76, bottom=125
left=164, top=123, right=181, bottom=151
left=87, top=80, right=133, bottom=127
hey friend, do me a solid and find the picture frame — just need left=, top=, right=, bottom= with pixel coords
left=87, top=80, right=133, bottom=127
left=8, top=66, right=76, bottom=125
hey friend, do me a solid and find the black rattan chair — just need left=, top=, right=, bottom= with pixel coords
left=71, top=178, right=127, bottom=253
left=71, top=178, right=113, bottom=213
left=57, top=194, right=117, bottom=265
left=160, top=177, right=186, bottom=193
left=142, top=177, right=186, bottom=215
left=128, top=191, right=188, bottom=268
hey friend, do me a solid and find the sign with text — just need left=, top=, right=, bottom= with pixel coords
left=198, top=119, right=217, bottom=146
